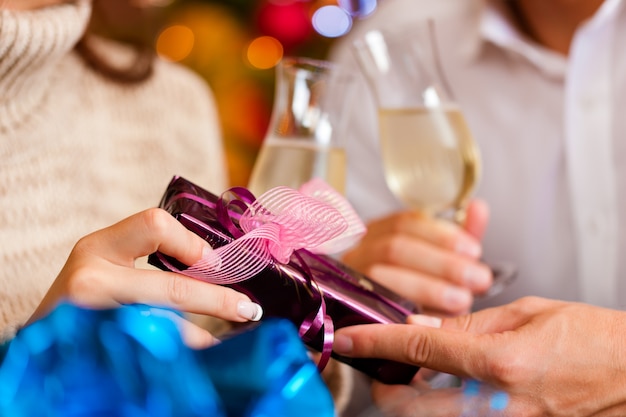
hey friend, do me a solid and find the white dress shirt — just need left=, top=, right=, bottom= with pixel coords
left=329, top=0, right=626, bottom=309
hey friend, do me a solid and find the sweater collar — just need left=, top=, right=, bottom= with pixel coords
left=0, top=1, right=91, bottom=132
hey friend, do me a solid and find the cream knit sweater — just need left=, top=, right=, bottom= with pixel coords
left=0, top=1, right=228, bottom=340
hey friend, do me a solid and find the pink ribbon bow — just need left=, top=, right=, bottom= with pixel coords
left=183, top=178, right=366, bottom=284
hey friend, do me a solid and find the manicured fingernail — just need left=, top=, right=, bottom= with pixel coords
left=408, top=314, right=442, bottom=328
left=237, top=301, right=263, bottom=321
left=333, top=333, right=353, bottom=355
left=463, top=266, right=491, bottom=288
left=456, top=240, right=481, bottom=258
left=444, top=287, right=472, bottom=309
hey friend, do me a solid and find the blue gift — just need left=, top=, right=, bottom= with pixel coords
left=199, top=319, right=335, bottom=417
left=0, top=303, right=335, bottom=417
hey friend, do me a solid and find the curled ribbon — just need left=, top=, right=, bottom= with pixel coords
left=172, top=179, right=366, bottom=371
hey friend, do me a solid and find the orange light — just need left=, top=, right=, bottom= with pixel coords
left=246, top=36, right=283, bottom=70
left=155, top=25, right=195, bottom=62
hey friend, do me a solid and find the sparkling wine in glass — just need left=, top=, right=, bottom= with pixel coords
left=248, top=57, right=352, bottom=196
left=352, top=23, right=516, bottom=299
left=379, top=106, right=480, bottom=224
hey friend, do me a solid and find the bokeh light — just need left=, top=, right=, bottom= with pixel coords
left=148, top=0, right=373, bottom=187
left=312, top=5, right=352, bottom=38
left=155, top=2, right=269, bottom=186
left=247, top=36, right=284, bottom=69
left=155, top=24, right=195, bottom=62
left=338, top=0, right=378, bottom=18
left=257, top=0, right=313, bottom=49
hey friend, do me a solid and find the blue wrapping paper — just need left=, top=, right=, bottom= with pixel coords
left=199, top=319, right=335, bottom=417
left=0, top=303, right=335, bottom=417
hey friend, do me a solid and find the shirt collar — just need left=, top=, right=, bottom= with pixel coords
left=476, top=1, right=567, bottom=79
left=468, top=0, right=624, bottom=80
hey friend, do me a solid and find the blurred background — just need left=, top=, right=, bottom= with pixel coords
left=94, top=0, right=380, bottom=187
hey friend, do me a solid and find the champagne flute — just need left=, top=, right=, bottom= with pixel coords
left=352, top=23, right=516, bottom=299
left=247, top=57, right=352, bottom=196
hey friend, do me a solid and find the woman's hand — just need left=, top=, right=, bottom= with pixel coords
left=28, top=208, right=263, bottom=348
left=334, top=297, right=626, bottom=417
left=341, top=199, right=493, bottom=315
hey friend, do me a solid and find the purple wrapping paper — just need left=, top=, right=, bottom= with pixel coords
left=148, top=176, right=420, bottom=384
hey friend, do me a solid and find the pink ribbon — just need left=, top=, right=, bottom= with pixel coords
left=177, top=179, right=366, bottom=371
left=183, top=178, right=365, bottom=283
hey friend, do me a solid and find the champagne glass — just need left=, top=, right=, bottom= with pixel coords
left=352, top=22, right=516, bottom=299
left=247, top=57, right=353, bottom=196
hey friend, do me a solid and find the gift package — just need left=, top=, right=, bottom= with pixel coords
left=0, top=303, right=335, bottom=417
left=148, top=176, right=420, bottom=385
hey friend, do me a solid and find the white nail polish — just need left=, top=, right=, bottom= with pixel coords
left=456, top=240, right=481, bottom=258
left=444, top=287, right=472, bottom=309
left=237, top=301, right=263, bottom=321
left=463, top=266, right=490, bottom=288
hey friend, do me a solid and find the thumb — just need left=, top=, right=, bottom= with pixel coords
left=464, top=198, right=489, bottom=240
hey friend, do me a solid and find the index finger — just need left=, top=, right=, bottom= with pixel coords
left=411, top=300, right=535, bottom=335
left=333, top=323, right=491, bottom=380
left=80, top=208, right=209, bottom=267
left=364, top=211, right=482, bottom=259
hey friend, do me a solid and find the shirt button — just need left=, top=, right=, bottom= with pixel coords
left=587, top=217, right=600, bottom=235
left=580, top=95, right=598, bottom=111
